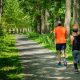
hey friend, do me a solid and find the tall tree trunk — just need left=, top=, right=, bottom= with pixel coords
left=41, top=9, right=45, bottom=34
left=64, top=0, right=71, bottom=35
left=44, top=8, right=50, bottom=33
left=36, top=15, right=41, bottom=34
left=79, top=0, right=80, bottom=25
left=73, top=0, right=79, bottom=27
left=0, top=0, right=3, bottom=36
left=0, top=0, right=2, bottom=23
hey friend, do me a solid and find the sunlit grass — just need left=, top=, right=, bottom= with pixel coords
left=0, top=34, right=23, bottom=80
left=0, top=66, right=17, bottom=71
left=7, top=73, right=25, bottom=79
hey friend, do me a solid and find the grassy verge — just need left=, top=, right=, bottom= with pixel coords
left=25, top=32, right=73, bottom=62
left=0, top=34, right=23, bottom=80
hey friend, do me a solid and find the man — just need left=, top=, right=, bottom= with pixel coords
left=53, top=21, right=67, bottom=66
left=70, top=28, right=80, bottom=72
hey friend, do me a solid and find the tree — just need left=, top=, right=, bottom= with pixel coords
left=44, top=8, right=50, bottom=33
left=64, top=0, right=71, bottom=34
left=0, top=0, right=4, bottom=36
left=73, top=0, right=79, bottom=27
left=0, top=0, right=2, bottom=23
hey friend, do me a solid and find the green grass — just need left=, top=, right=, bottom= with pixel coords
left=0, top=34, right=23, bottom=80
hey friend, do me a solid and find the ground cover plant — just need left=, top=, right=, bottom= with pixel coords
left=0, top=34, right=23, bottom=80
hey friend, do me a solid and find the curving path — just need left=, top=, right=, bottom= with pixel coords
left=16, top=34, right=80, bottom=80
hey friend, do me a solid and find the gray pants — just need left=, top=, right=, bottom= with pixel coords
left=72, top=50, right=80, bottom=63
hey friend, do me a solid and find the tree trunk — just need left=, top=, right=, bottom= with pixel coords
left=41, top=9, right=45, bottom=34
left=44, top=8, right=50, bottom=33
left=78, top=0, right=80, bottom=33
left=0, top=0, right=2, bottom=23
left=0, top=0, right=3, bottom=36
left=36, top=15, right=41, bottom=34
left=73, top=0, right=79, bottom=27
left=79, top=0, right=80, bottom=26
left=64, top=0, right=71, bottom=35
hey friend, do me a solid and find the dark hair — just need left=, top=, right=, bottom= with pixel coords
left=58, top=21, right=62, bottom=26
left=58, top=23, right=62, bottom=26
left=73, top=29, right=78, bottom=32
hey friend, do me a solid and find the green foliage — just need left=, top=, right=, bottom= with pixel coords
left=3, top=0, right=31, bottom=29
left=66, top=38, right=72, bottom=61
left=49, top=0, right=65, bottom=19
left=25, top=32, right=39, bottom=39
left=0, top=34, right=23, bottom=80
left=18, top=0, right=66, bottom=32
left=25, top=32, right=56, bottom=51
left=3, top=0, right=66, bottom=34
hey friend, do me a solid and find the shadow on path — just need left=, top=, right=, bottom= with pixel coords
left=16, top=35, right=80, bottom=80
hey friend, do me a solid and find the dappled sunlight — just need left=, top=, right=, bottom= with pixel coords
left=16, top=35, right=80, bottom=80
left=54, top=67, right=67, bottom=71
left=47, top=76, right=71, bottom=80
left=19, top=52, right=80, bottom=80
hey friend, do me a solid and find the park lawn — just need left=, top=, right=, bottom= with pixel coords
left=0, top=34, right=23, bottom=80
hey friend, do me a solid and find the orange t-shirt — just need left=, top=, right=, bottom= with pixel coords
left=53, top=26, right=67, bottom=44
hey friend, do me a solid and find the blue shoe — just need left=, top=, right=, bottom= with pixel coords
left=64, top=62, right=67, bottom=66
left=56, top=62, right=62, bottom=67
left=58, top=62, right=61, bottom=65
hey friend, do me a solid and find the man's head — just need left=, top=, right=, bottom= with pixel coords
left=58, top=21, right=62, bottom=26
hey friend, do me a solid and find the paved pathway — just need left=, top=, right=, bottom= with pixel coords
left=16, top=35, right=80, bottom=80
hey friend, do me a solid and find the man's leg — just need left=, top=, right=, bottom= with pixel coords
left=57, top=50, right=61, bottom=65
left=56, top=44, right=62, bottom=65
left=61, top=49, right=67, bottom=66
left=60, top=43, right=67, bottom=66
